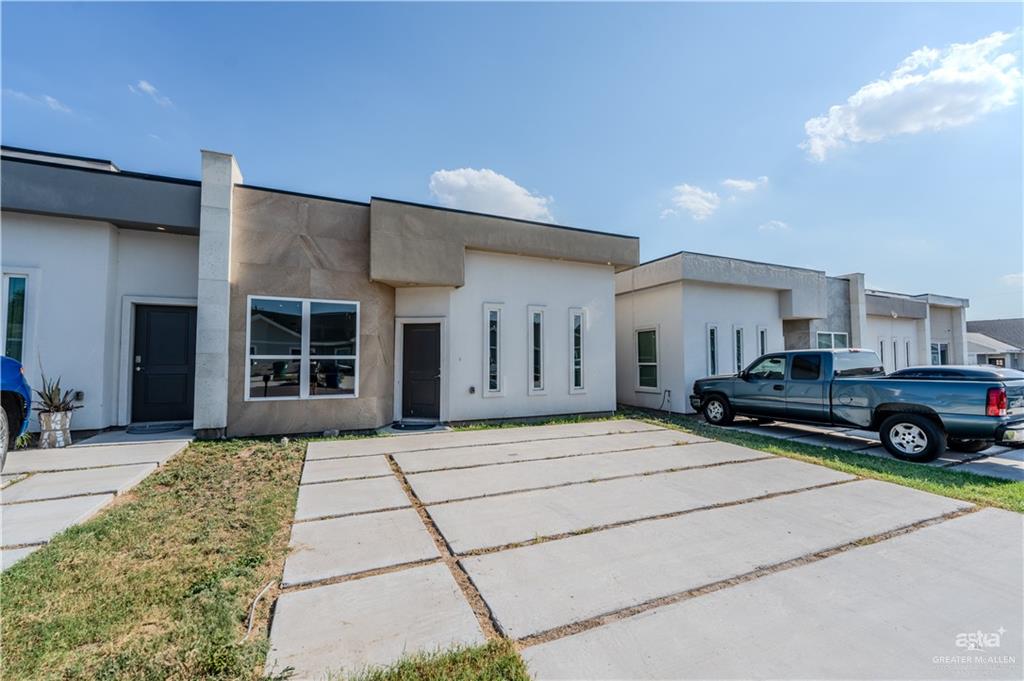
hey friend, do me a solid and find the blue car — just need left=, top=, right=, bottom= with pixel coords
left=1, top=356, right=32, bottom=467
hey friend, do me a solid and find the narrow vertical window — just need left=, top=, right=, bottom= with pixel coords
left=707, top=325, right=718, bottom=375
left=636, top=328, right=658, bottom=389
left=906, top=340, right=912, bottom=367
left=3, top=275, right=27, bottom=362
left=892, top=340, right=899, bottom=369
left=570, top=308, right=585, bottom=393
left=758, top=327, right=768, bottom=357
left=879, top=340, right=885, bottom=364
left=483, top=304, right=502, bottom=394
left=734, top=327, right=745, bottom=373
left=527, top=306, right=544, bottom=394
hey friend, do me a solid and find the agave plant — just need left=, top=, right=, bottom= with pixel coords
left=33, top=372, right=82, bottom=414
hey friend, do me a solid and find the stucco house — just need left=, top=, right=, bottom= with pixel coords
left=614, top=251, right=970, bottom=414
left=967, top=318, right=1024, bottom=370
left=1, top=146, right=638, bottom=437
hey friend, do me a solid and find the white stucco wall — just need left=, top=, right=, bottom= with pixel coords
left=681, top=282, right=784, bottom=412
left=614, top=280, right=784, bottom=414
left=1, top=212, right=198, bottom=430
left=615, top=282, right=683, bottom=412
left=866, top=315, right=923, bottom=372
left=395, top=250, right=616, bottom=422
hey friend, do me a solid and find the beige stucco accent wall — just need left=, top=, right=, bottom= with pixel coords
left=369, top=198, right=640, bottom=287
left=226, top=187, right=395, bottom=436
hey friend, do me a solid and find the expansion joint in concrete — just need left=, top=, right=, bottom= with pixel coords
left=385, top=454, right=503, bottom=641
left=456, top=477, right=860, bottom=558
left=422, top=455, right=778, bottom=507
left=515, top=505, right=981, bottom=648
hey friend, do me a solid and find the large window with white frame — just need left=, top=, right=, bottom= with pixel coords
left=931, top=342, right=949, bottom=365
left=734, top=326, right=745, bottom=373
left=569, top=307, right=585, bottom=393
left=246, top=296, right=359, bottom=400
left=817, top=331, right=849, bottom=349
left=2, top=273, right=28, bottom=362
left=757, top=326, right=768, bottom=357
left=527, top=305, right=545, bottom=395
left=483, top=303, right=503, bottom=395
left=707, top=324, right=719, bottom=375
left=635, top=328, right=658, bottom=390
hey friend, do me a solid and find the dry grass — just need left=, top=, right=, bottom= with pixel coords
left=0, top=438, right=305, bottom=680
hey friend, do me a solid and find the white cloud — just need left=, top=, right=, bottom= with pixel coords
left=1001, top=272, right=1024, bottom=287
left=758, top=219, right=791, bottom=233
left=129, top=79, right=173, bottom=107
left=3, top=89, right=72, bottom=113
left=802, top=31, right=1022, bottom=161
left=722, top=176, right=768, bottom=192
left=668, top=183, right=720, bottom=221
left=428, top=168, right=553, bottom=221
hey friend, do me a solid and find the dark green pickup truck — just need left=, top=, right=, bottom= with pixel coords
left=689, top=349, right=1024, bottom=462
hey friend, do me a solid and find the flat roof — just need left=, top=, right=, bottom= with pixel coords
left=622, top=249, right=826, bottom=275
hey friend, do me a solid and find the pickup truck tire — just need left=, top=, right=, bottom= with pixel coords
left=879, top=414, right=946, bottom=463
left=702, top=396, right=735, bottom=426
left=946, top=438, right=992, bottom=454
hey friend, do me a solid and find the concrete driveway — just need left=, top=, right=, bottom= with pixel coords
left=265, top=419, right=1023, bottom=680
left=1, top=430, right=189, bottom=570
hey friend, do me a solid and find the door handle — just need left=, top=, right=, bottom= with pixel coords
left=772, top=384, right=784, bottom=391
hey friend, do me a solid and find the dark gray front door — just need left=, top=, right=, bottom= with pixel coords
left=132, top=305, right=196, bottom=423
left=402, top=323, right=440, bottom=420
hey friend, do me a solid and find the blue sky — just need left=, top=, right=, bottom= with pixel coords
left=3, top=2, right=1022, bottom=319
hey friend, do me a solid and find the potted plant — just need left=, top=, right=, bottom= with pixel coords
left=34, top=373, right=82, bottom=448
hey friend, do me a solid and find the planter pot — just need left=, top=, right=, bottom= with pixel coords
left=39, top=410, right=73, bottom=448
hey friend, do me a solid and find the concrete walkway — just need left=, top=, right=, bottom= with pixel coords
left=265, top=419, right=1023, bottom=680
left=726, top=417, right=1024, bottom=481
left=1, top=430, right=190, bottom=571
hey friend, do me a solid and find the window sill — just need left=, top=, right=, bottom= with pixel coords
left=634, top=387, right=661, bottom=394
left=244, top=393, right=358, bottom=402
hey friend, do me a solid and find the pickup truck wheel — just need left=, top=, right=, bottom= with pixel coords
left=702, top=396, right=734, bottom=426
left=879, top=414, right=946, bottom=463
left=946, top=438, right=992, bottom=454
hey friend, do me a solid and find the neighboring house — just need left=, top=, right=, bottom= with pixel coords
left=615, top=251, right=970, bottom=414
left=1, top=146, right=638, bottom=437
left=966, top=318, right=1024, bottom=369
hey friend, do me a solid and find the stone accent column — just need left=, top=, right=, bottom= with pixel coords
left=193, top=150, right=242, bottom=438
left=951, top=305, right=969, bottom=364
left=841, top=273, right=867, bottom=348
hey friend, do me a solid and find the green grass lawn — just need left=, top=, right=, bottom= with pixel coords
left=1, top=438, right=305, bottom=681
left=626, top=409, right=1024, bottom=513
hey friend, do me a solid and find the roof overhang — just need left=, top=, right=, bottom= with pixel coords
left=368, top=197, right=639, bottom=287
left=1, top=157, right=200, bottom=234
left=616, top=251, right=828, bottom=320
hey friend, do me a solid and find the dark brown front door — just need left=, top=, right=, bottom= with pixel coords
left=132, top=305, right=196, bottom=423
left=402, top=323, right=440, bottom=420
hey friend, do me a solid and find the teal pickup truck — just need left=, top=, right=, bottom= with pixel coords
left=689, top=349, right=1024, bottom=462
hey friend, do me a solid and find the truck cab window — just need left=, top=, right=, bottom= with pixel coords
left=791, top=354, right=822, bottom=380
left=747, top=356, right=785, bottom=380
